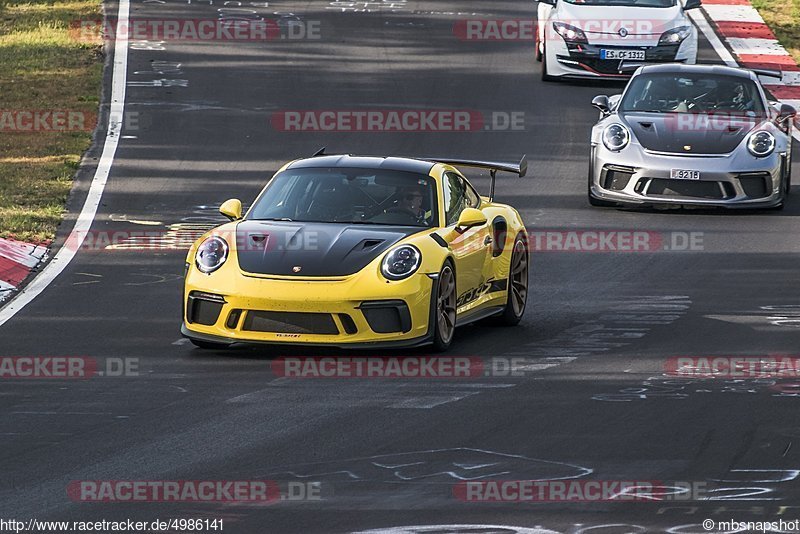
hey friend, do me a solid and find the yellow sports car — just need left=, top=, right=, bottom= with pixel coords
left=181, top=151, right=529, bottom=351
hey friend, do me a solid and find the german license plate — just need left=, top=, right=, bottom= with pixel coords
left=670, top=169, right=701, bottom=180
left=600, top=49, right=645, bottom=60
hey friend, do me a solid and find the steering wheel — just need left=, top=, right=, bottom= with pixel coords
left=686, top=90, right=714, bottom=112
left=386, top=206, right=417, bottom=217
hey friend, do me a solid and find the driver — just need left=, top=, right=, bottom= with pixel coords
left=716, top=80, right=752, bottom=112
left=399, top=187, right=424, bottom=218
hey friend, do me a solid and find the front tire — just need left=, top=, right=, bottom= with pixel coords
left=535, top=33, right=543, bottom=62
left=541, top=43, right=556, bottom=82
left=430, top=262, right=457, bottom=352
left=785, top=154, right=792, bottom=195
left=497, top=235, right=529, bottom=326
left=588, top=162, right=616, bottom=207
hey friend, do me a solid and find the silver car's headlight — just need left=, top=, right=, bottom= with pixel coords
left=747, top=131, right=776, bottom=157
left=196, top=236, right=229, bottom=273
left=602, top=124, right=630, bottom=151
left=381, top=245, right=421, bottom=280
left=658, top=26, right=691, bottom=45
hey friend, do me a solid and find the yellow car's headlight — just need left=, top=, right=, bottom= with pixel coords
left=196, top=236, right=229, bottom=274
left=381, top=244, right=421, bottom=280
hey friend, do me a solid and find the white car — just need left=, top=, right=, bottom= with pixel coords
left=536, top=0, right=701, bottom=81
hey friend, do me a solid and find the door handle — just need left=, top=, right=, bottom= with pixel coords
left=484, top=236, right=493, bottom=246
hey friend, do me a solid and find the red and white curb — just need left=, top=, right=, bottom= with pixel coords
left=699, top=0, right=800, bottom=128
left=0, top=239, right=48, bottom=302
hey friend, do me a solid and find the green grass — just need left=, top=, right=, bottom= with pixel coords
left=0, top=0, right=102, bottom=244
left=752, top=0, right=800, bottom=65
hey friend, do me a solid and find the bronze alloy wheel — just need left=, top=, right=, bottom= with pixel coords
left=436, top=264, right=457, bottom=345
left=509, top=239, right=528, bottom=317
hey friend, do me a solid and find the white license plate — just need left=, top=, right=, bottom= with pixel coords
left=670, top=169, right=701, bottom=180
left=600, top=49, right=645, bottom=60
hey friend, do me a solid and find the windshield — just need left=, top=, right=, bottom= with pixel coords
left=246, top=167, right=439, bottom=227
left=563, top=0, right=675, bottom=6
left=619, top=72, right=766, bottom=115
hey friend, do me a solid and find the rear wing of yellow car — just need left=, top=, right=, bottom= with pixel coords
left=428, top=154, right=528, bottom=201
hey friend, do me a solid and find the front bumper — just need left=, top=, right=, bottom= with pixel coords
left=590, top=144, right=787, bottom=208
left=182, top=270, right=436, bottom=347
left=547, top=36, right=696, bottom=79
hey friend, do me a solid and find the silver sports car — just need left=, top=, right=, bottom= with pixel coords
left=588, top=64, right=796, bottom=209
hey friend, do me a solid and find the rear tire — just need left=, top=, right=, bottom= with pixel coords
left=430, top=261, right=456, bottom=352
left=496, top=235, right=529, bottom=326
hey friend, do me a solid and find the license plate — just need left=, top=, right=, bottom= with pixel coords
left=670, top=169, right=701, bottom=180
left=600, top=49, right=645, bottom=61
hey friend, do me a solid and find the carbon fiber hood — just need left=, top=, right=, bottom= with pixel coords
left=235, top=221, right=422, bottom=277
left=622, top=112, right=760, bottom=154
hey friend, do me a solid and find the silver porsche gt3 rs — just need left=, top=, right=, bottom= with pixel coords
left=588, top=64, right=797, bottom=209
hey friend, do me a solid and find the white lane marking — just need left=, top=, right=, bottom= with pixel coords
left=689, top=9, right=738, bottom=67
left=503, top=356, right=577, bottom=372
left=388, top=392, right=480, bottom=409
left=0, top=0, right=130, bottom=328
left=692, top=8, right=800, bottom=143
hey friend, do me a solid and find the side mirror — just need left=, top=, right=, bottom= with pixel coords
left=592, top=95, right=610, bottom=115
left=456, top=208, right=487, bottom=231
left=219, top=198, right=243, bottom=221
left=683, top=0, right=701, bottom=9
left=777, top=103, right=797, bottom=124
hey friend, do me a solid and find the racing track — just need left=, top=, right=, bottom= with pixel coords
left=2, top=1, right=800, bottom=533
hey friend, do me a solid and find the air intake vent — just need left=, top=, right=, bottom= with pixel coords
left=361, top=239, right=383, bottom=249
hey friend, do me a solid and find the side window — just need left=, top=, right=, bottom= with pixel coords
left=443, top=172, right=468, bottom=226
left=464, top=180, right=480, bottom=208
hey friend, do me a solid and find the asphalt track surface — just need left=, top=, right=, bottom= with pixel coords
left=3, top=2, right=800, bottom=533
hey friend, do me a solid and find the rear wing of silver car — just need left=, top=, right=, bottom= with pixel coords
left=427, top=155, right=528, bottom=201
left=751, top=68, right=782, bottom=80
left=618, top=62, right=784, bottom=81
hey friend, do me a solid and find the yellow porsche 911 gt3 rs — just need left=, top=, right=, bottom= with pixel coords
left=181, top=151, right=529, bottom=351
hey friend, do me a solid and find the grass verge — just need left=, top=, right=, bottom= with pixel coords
left=752, top=0, right=800, bottom=65
left=0, top=0, right=103, bottom=244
